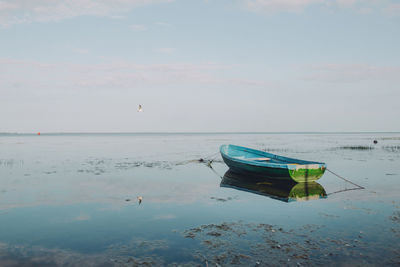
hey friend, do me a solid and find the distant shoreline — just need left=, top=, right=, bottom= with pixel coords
left=1, top=131, right=400, bottom=136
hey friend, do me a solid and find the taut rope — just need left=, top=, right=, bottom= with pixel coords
left=326, top=168, right=365, bottom=190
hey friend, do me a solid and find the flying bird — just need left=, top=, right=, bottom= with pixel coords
left=138, top=105, right=143, bottom=112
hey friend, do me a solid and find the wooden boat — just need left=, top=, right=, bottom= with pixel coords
left=221, top=169, right=327, bottom=202
left=220, top=144, right=326, bottom=183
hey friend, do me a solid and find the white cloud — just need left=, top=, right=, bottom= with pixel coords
left=130, top=24, right=147, bottom=31
left=335, top=0, right=359, bottom=7
left=0, top=0, right=175, bottom=27
left=0, top=57, right=236, bottom=92
left=0, top=1, right=18, bottom=11
left=154, top=21, right=171, bottom=27
left=383, top=3, right=400, bottom=15
left=357, top=7, right=373, bottom=14
left=243, top=0, right=398, bottom=15
left=72, top=48, right=90, bottom=54
left=300, top=63, right=400, bottom=83
left=154, top=47, right=175, bottom=54
left=244, top=0, right=325, bottom=13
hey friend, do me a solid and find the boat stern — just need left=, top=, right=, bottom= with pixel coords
left=287, top=163, right=326, bottom=183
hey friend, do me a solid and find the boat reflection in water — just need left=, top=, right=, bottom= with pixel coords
left=221, top=169, right=327, bottom=203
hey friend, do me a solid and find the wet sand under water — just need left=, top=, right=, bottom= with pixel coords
left=0, top=133, right=399, bottom=266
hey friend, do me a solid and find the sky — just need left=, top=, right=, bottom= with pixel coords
left=1, top=0, right=399, bottom=133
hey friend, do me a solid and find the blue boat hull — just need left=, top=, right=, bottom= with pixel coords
left=220, top=144, right=326, bottom=183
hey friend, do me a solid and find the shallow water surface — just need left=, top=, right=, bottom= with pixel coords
left=0, top=133, right=399, bottom=266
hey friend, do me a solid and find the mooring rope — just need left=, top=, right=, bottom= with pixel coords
left=327, top=187, right=364, bottom=195
left=173, top=151, right=221, bottom=166
left=207, top=162, right=224, bottom=179
left=326, top=168, right=365, bottom=190
left=200, top=153, right=224, bottom=179
left=202, top=152, right=220, bottom=163
left=198, top=152, right=223, bottom=178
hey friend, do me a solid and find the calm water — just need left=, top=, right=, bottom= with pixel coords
left=0, top=133, right=399, bottom=266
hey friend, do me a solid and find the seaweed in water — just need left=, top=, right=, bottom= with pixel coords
left=381, top=137, right=400, bottom=140
left=262, top=148, right=291, bottom=153
left=0, top=159, right=24, bottom=167
left=336, top=146, right=374, bottom=150
left=382, top=146, right=400, bottom=152
left=184, top=221, right=400, bottom=266
left=182, top=221, right=380, bottom=266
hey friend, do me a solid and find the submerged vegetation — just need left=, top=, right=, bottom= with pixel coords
left=262, top=148, right=291, bottom=153
left=337, top=146, right=375, bottom=150
left=181, top=221, right=400, bottom=266
left=382, top=146, right=400, bottom=152
left=332, top=145, right=400, bottom=152
left=0, top=159, right=24, bottom=167
left=327, top=144, right=400, bottom=153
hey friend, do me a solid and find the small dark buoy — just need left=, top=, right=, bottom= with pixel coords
left=373, top=140, right=378, bottom=144
left=199, top=158, right=204, bottom=162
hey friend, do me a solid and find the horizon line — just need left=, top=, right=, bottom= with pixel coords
left=1, top=131, right=400, bottom=135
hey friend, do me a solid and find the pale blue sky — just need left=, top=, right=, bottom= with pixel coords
left=1, top=0, right=399, bottom=132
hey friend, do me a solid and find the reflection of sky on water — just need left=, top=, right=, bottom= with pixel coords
left=0, top=133, right=400, bottom=265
